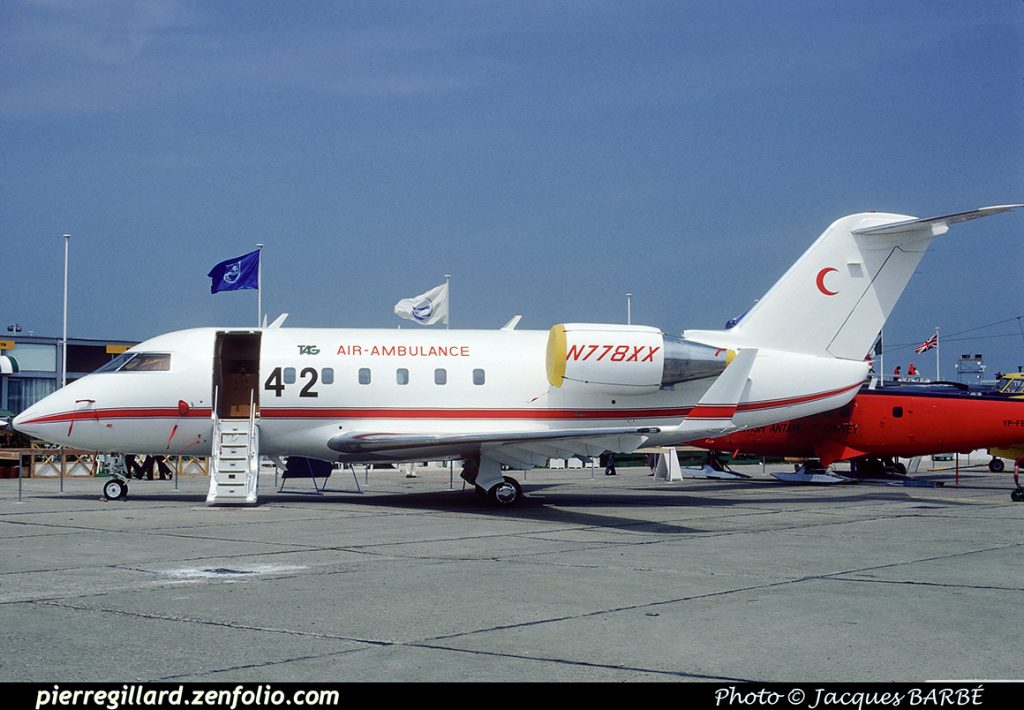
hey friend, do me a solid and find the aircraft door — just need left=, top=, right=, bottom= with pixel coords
left=214, top=332, right=261, bottom=419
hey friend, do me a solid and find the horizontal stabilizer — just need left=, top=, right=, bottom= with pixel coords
left=851, top=205, right=1023, bottom=236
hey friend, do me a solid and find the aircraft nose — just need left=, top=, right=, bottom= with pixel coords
left=12, top=403, right=46, bottom=437
left=12, top=390, right=71, bottom=440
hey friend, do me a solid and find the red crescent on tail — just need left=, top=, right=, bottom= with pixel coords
left=816, top=267, right=839, bottom=296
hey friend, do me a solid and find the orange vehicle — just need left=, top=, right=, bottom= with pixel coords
left=691, top=381, right=1024, bottom=475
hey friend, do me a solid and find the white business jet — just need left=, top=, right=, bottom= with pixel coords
left=15, top=205, right=1021, bottom=506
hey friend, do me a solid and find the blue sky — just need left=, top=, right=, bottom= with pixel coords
left=2, top=0, right=1022, bottom=375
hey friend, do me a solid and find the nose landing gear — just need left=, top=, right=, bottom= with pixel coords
left=102, top=478, right=128, bottom=500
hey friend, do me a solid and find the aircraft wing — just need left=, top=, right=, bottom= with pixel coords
left=326, top=352, right=762, bottom=467
left=327, top=426, right=661, bottom=468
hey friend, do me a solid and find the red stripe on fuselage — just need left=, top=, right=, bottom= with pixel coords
left=259, top=406, right=693, bottom=420
left=19, top=382, right=862, bottom=426
left=733, top=381, right=861, bottom=411
left=19, top=407, right=213, bottom=426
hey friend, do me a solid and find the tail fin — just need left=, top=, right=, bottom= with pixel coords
left=685, top=205, right=1021, bottom=360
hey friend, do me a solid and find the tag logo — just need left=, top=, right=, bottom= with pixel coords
left=298, top=345, right=320, bottom=355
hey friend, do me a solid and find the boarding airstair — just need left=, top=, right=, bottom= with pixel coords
left=207, top=389, right=260, bottom=505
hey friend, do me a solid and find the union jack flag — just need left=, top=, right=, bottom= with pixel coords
left=914, top=334, right=938, bottom=354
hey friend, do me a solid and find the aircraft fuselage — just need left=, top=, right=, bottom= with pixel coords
left=14, top=325, right=867, bottom=464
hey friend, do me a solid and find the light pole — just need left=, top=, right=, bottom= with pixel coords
left=62, top=233, right=70, bottom=388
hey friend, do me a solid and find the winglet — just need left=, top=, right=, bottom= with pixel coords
left=501, top=315, right=522, bottom=331
left=675, top=348, right=757, bottom=436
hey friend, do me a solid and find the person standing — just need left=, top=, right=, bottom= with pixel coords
left=601, top=451, right=617, bottom=476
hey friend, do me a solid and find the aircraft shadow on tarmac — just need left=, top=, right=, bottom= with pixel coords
left=44, top=476, right=977, bottom=535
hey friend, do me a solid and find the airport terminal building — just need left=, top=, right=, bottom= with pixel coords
left=0, top=335, right=136, bottom=416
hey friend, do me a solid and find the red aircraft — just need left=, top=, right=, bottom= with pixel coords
left=690, top=382, right=1024, bottom=474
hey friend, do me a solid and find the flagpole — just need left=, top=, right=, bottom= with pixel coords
left=256, top=243, right=264, bottom=327
left=444, top=274, right=450, bottom=330
left=61, top=232, right=70, bottom=496
left=935, top=326, right=940, bottom=381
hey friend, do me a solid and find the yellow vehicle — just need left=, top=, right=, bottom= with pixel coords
left=994, top=372, right=1024, bottom=396
left=989, top=371, right=1024, bottom=472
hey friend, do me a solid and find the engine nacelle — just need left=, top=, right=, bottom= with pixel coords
left=546, top=323, right=730, bottom=395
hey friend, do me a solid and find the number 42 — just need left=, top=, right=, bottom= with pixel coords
left=264, top=367, right=319, bottom=397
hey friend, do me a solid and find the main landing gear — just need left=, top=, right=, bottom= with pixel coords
left=849, top=456, right=907, bottom=476
left=486, top=476, right=522, bottom=506
left=461, top=455, right=524, bottom=507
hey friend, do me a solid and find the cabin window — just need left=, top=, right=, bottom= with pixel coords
left=321, top=368, right=334, bottom=385
left=473, top=368, right=485, bottom=385
left=434, top=368, right=447, bottom=385
left=358, top=368, right=371, bottom=385
left=397, top=368, right=409, bottom=385
left=283, top=367, right=296, bottom=384
left=892, top=406, right=903, bottom=418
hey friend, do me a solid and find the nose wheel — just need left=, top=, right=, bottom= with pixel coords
left=102, top=478, right=128, bottom=500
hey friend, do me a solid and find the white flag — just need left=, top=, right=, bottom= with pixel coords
left=394, top=282, right=449, bottom=325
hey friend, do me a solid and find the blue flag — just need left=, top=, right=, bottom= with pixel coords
left=208, top=249, right=260, bottom=294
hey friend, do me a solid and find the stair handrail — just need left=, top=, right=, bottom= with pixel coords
left=246, top=388, right=259, bottom=503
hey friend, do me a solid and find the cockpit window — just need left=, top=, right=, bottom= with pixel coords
left=96, top=352, right=133, bottom=373
left=95, top=352, right=171, bottom=373
left=121, top=353, right=171, bottom=371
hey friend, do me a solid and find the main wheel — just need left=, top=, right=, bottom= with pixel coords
left=893, top=461, right=907, bottom=475
left=989, top=458, right=1005, bottom=473
left=1010, top=488, right=1023, bottom=502
left=488, top=476, right=522, bottom=506
left=103, top=479, right=127, bottom=500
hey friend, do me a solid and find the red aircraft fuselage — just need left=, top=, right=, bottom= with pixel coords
left=691, top=384, right=1024, bottom=466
